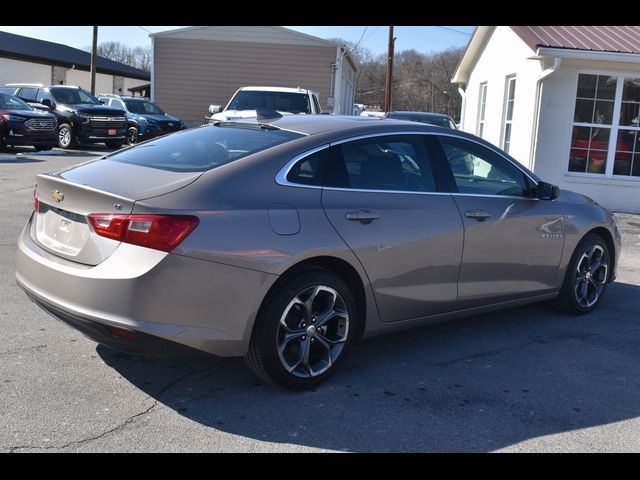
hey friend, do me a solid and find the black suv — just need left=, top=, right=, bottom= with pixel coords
left=8, top=85, right=127, bottom=149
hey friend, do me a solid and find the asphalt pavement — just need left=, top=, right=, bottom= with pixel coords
left=1, top=146, right=640, bottom=452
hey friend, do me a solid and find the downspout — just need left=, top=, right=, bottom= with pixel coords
left=457, top=86, right=466, bottom=129
left=529, top=57, right=561, bottom=171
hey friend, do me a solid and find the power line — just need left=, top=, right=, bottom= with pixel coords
left=434, top=26, right=471, bottom=36
left=137, top=26, right=153, bottom=34
left=361, top=26, right=381, bottom=47
left=352, top=26, right=369, bottom=52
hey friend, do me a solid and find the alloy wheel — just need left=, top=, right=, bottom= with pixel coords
left=58, top=127, right=71, bottom=148
left=574, top=244, right=608, bottom=308
left=276, top=285, right=349, bottom=378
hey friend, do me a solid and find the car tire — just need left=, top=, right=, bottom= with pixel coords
left=555, top=232, right=611, bottom=314
left=126, top=126, right=139, bottom=145
left=245, top=268, right=357, bottom=390
left=105, top=141, right=124, bottom=149
left=57, top=124, right=76, bottom=149
left=0, top=136, right=6, bottom=152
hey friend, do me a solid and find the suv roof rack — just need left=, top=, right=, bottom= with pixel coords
left=5, top=83, right=44, bottom=87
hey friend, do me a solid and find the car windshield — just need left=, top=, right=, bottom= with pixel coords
left=50, top=87, right=100, bottom=105
left=227, top=91, right=311, bottom=114
left=0, top=93, right=33, bottom=111
left=388, top=113, right=452, bottom=128
left=107, top=123, right=304, bottom=172
left=124, top=99, right=165, bottom=115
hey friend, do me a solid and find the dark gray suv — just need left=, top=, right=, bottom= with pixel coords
left=8, top=84, right=127, bottom=149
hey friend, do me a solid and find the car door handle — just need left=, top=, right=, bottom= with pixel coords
left=346, top=210, right=380, bottom=224
left=465, top=209, right=491, bottom=221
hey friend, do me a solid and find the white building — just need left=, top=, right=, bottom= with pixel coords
left=0, top=30, right=150, bottom=95
left=453, top=26, right=640, bottom=213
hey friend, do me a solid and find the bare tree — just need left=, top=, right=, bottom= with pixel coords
left=353, top=45, right=465, bottom=120
left=84, top=41, right=151, bottom=72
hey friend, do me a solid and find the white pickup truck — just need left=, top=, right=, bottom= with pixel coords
left=205, top=86, right=322, bottom=123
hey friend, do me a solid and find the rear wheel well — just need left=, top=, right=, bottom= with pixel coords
left=257, top=257, right=367, bottom=340
left=584, top=227, right=615, bottom=281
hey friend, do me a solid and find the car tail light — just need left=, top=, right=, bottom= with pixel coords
left=87, top=214, right=199, bottom=252
left=33, top=185, right=39, bottom=213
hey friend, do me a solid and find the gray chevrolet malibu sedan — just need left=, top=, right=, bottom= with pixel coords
left=15, top=115, right=621, bottom=389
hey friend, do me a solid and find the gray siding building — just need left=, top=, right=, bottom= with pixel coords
left=150, top=26, right=357, bottom=124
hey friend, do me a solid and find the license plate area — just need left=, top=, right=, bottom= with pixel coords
left=108, top=128, right=117, bottom=136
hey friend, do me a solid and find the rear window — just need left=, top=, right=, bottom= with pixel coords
left=107, top=124, right=303, bottom=172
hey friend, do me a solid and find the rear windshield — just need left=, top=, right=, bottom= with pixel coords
left=107, top=124, right=303, bottom=172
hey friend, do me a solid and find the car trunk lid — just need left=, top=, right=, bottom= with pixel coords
left=33, top=159, right=202, bottom=265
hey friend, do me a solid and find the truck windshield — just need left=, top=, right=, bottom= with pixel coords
left=50, top=87, right=101, bottom=105
left=227, top=91, right=311, bottom=114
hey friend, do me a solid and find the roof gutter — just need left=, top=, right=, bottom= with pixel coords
left=458, top=86, right=467, bottom=127
left=529, top=56, right=562, bottom=171
left=538, top=47, right=640, bottom=64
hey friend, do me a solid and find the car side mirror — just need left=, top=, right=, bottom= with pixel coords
left=98, top=99, right=105, bottom=104
left=537, top=181, right=560, bottom=200
left=209, top=104, right=222, bottom=114
left=41, top=98, right=53, bottom=109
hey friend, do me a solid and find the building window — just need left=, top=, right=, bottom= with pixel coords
left=614, top=77, right=640, bottom=176
left=569, top=74, right=615, bottom=174
left=569, top=74, right=640, bottom=178
left=477, top=82, right=487, bottom=138
left=501, top=76, right=516, bottom=153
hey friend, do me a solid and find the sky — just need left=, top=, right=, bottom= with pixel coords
left=0, top=26, right=474, bottom=55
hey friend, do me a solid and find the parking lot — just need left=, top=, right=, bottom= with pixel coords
left=2, top=146, right=640, bottom=452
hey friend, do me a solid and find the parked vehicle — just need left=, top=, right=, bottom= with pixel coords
left=0, top=92, right=58, bottom=151
left=205, top=86, right=322, bottom=123
left=7, top=84, right=127, bottom=149
left=385, top=111, right=458, bottom=129
left=97, top=94, right=185, bottom=145
left=16, top=116, right=620, bottom=390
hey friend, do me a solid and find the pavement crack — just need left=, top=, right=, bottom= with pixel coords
left=433, top=339, right=545, bottom=367
left=5, top=358, right=229, bottom=452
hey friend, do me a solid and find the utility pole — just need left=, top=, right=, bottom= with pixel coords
left=384, top=26, right=395, bottom=112
left=431, top=69, right=434, bottom=111
left=90, top=26, right=98, bottom=95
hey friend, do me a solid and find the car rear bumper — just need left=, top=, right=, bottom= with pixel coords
left=16, top=213, right=277, bottom=357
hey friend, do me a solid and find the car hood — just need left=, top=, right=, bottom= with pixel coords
left=209, top=110, right=295, bottom=121
left=56, top=104, right=125, bottom=116
left=5, top=109, right=55, bottom=120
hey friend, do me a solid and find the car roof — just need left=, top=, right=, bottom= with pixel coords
left=239, top=86, right=312, bottom=94
left=387, top=111, right=452, bottom=119
left=231, top=114, right=441, bottom=136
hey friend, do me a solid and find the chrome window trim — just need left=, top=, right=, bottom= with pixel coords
left=275, top=130, right=539, bottom=194
left=275, top=144, right=329, bottom=190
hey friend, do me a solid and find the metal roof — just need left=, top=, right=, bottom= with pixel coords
left=0, top=31, right=150, bottom=81
left=511, top=26, right=640, bottom=54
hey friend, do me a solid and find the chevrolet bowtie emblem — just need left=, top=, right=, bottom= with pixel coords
left=51, top=190, right=64, bottom=202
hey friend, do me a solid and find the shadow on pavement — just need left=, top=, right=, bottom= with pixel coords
left=97, top=281, right=640, bottom=452
left=0, top=155, right=45, bottom=163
